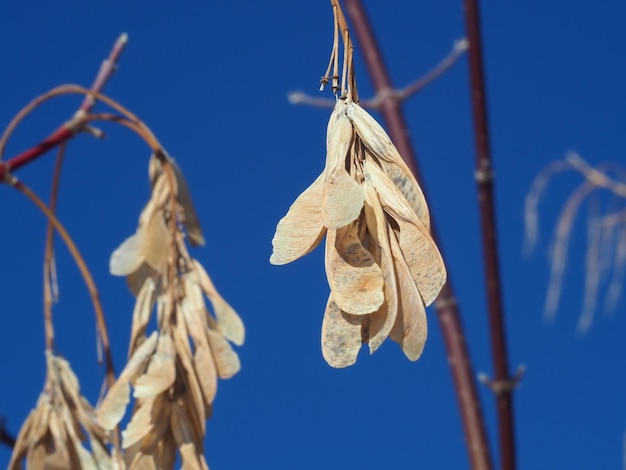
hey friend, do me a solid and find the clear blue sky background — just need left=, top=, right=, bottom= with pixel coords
left=1, top=1, right=625, bottom=469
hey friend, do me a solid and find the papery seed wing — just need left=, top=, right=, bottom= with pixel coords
left=121, top=396, right=159, bottom=449
left=366, top=159, right=446, bottom=305
left=363, top=186, right=397, bottom=353
left=133, top=333, right=176, bottom=398
left=126, top=262, right=158, bottom=297
left=170, top=403, right=206, bottom=470
left=179, top=279, right=218, bottom=409
left=325, top=224, right=384, bottom=315
left=346, top=101, right=405, bottom=165
left=193, top=259, right=245, bottom=346
left=110, top=233, right=143, bottom=276
left=376, top=158, right=430, bottom=231
left=129, top=278, right=156, bottom=357
left=347, top=102, right=430, bottom=229
left=97, top=332, right=158, bottom=430
left=149, top=153, right=205, bottom=247
left=389, top=230, right=428, bottom=361
left=207, top=329, right=241, bottom=379
left=394, top=217, right=446, bottom=306
left=171, top=323, right=207, bottom=434
left=270, top=172, right=327, bottom=265
left=170, top=158, right=205, bottom=247
left=321, top=295, right=363, bottom=368
left=141, top=210, right=171, bottom=272
left=322, top=106, right=365, bottom=229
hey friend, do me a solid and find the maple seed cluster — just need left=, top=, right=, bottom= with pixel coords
left=101, top=153, right=244, bottom=469
left=271, top=98, right=446, bottom=368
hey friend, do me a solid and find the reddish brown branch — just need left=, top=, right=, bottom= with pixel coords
left=0, top=33, right=128, bottom=180
left=463, top=0, right=516, bottom=468
left=342, top=1, right=493, bottom=469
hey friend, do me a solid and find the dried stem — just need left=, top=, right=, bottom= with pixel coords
left=4, top=175, right=116, bottom=390
left=463, top=0, right=516, bottom=468
left=42, top=144, right=67, bottom=351
left=342, top=0, right=493, bottom=468
left=0, top=33, right=128, bottom=174
left=289, top=38, right=466, bottom=109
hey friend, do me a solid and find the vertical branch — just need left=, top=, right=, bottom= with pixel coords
left=342, top=1, right=493, bottom=469
left=463, top=1, right=516, bottom=469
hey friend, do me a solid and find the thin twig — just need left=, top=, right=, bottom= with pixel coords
left=0, top=33, right=128, bottom=173
left=342, top=1, right=493, bottom=468
left=288, top=38, right=467, bottom=109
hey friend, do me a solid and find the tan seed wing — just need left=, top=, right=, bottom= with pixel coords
left=325, top=224, right=384, bottom=315
left=322, top=108, right=365, bottom=229
left=193, top=259, right=245, bottom=346
left=270, top=172, right=327, bottom=265
left=170, top=402, right=205, bottom=470
left=133, top=333, right=176, bottom=399
left=98, top=332, right=158, bottom=430
left=110, top=233, right=143, bottom=276
left=206, top=329, right=241, bottom=379
left=170, top=158, right=205, bottom=247
left=121, top=396, right=159, bottom=449
left=171, top=322, right=207, bottom=434
left=141, top=211, right=171, bottom=272
left=389, top=231, right=428, bottom=361
left=363, top=186, right=398, bottom=353
left=321, top=295, right=363, bottom=368
left=376, top=158, right=430, bottom=231
left=394, top=217, right=446, bottom=306
left=129, top=278, right=156, bottom=357
left=346, top=101, right=406, bottom=166
left=366, top=159, right=446, bottom=305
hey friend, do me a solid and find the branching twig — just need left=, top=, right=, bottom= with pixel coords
left=288, top=38, right=467, bottom=109
left=0, top=33, right=128, bottom=177
left=342, top=1, right=493, bottom=469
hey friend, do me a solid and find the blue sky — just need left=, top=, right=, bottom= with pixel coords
left=1, top=1, right=625, bottom=469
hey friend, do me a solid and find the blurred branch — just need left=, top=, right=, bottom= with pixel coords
left=0, top=417, right=15, bottom=449
left=462, top=0, right=517, bottom=468
left=342, top=1, right=493, bottom=469
left=288, top=38, right=467, bottom=109
left=0, top=33, right=128, bottom=179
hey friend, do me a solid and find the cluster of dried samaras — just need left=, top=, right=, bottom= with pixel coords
left=271, top=98, right=446, bottom=367
left=9, top=153, right=244, bottom=470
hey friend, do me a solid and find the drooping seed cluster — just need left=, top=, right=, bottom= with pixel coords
left=98, top=153, right=244, bottom=469
left=271, top=99, right=446, bottom=367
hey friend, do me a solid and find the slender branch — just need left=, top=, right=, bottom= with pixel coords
left=0, top=33, right=128, bottom=176
left=342, top=1, right=493, bottom=469
left=4, top=174, right=116, bottom=390
left=288, top=38, right=467, bottom=109
left=462, top=0, right=516, bottom=468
